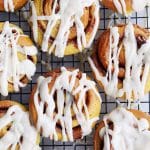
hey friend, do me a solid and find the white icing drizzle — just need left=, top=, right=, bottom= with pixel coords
left=33, top=67, right=101, bottom=141
left=99, top=107, right=150, bottom=150
left=88, top=22, right=150, bottom=100
left=4, top=0, right=14, bottom=12
left=0, top=105, right=40, bottom=150
left=113, top=0, right=127, bottom=15
left=29, top=0, right=99, bottom=57
left=112, top=0, right=150, bottom=15
left=0, top=21, right=37, bottom=96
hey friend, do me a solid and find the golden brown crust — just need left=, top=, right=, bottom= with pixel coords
left=0, top=100, right=26, bottom=118
left=30, top=0, right=99, bottom=56
left=100, top=0, right=133, bottom=15
left=29, top=68, right=101, bottom=141
left=90, top=24, right=150, bottom=100
left=0, top=22, right=37, bottom=94
left=94, top=109, right=150, bottom=150
left=0, top=0, right=28, bottom=12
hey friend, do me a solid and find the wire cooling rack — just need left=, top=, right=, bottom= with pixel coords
left=0, top=2, right=150, bottom=150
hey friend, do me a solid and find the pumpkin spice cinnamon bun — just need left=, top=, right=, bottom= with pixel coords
left=88, top=22, right=150, bottom=101
left=0, top=100, right=41, bottom=149
left=29, top=67, right=101, bottom=141
left=0, top=21, right=37, bottom=96
left=0, top=0, right=28, bottom=12
left=29, top=0, right=100, bottom=58
left=94, top=107, right=150, bottom=150
left=100, top=0, right=150, bottom=16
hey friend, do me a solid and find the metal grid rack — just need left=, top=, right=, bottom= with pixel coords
left=0, top=2, right=150, bottom=150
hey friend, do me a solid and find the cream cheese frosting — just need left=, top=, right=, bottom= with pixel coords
left=88, top=22, right=150, bottom=100
left=0, top=21, right=37, bottom=96
left=29, top=0, right=99, bottom=57
left=0, top=105, right=40, bottom=150
left=33, top=67, right=101, bottom=141
left=100, top=107, right=150, bottom=150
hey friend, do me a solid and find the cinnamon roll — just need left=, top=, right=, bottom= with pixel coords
left=88, top=22, right=150, bottom=100
left=94, top=107, right=150, bottom=150
left=0, top=0, right=28, bottom=12
left=0, top=21, right=37, bottom=96
left=29, top=0, right=100, bottom=58
left=100, top=0, right=150, bottom=16
left=0, top=100, right=41, bottom=150
left=29, top=67, right=101, bottom=141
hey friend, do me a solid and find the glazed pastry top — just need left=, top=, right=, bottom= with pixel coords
left=33, top=67, right=101, bottom=141
left=100, top=0, right=150, bottom=15
left=4, top=0, right=14, bottom=12
left=0, top=0, right=28, bottom=12
left=0, top=21, right=37, bottom=96
left=0, top=105, right=40, bottom=150
left=99, top=107, right=150, bottom=150
left=88, top=22, right=150, bottom=100
left=30, top=0, right=99, bottom=57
